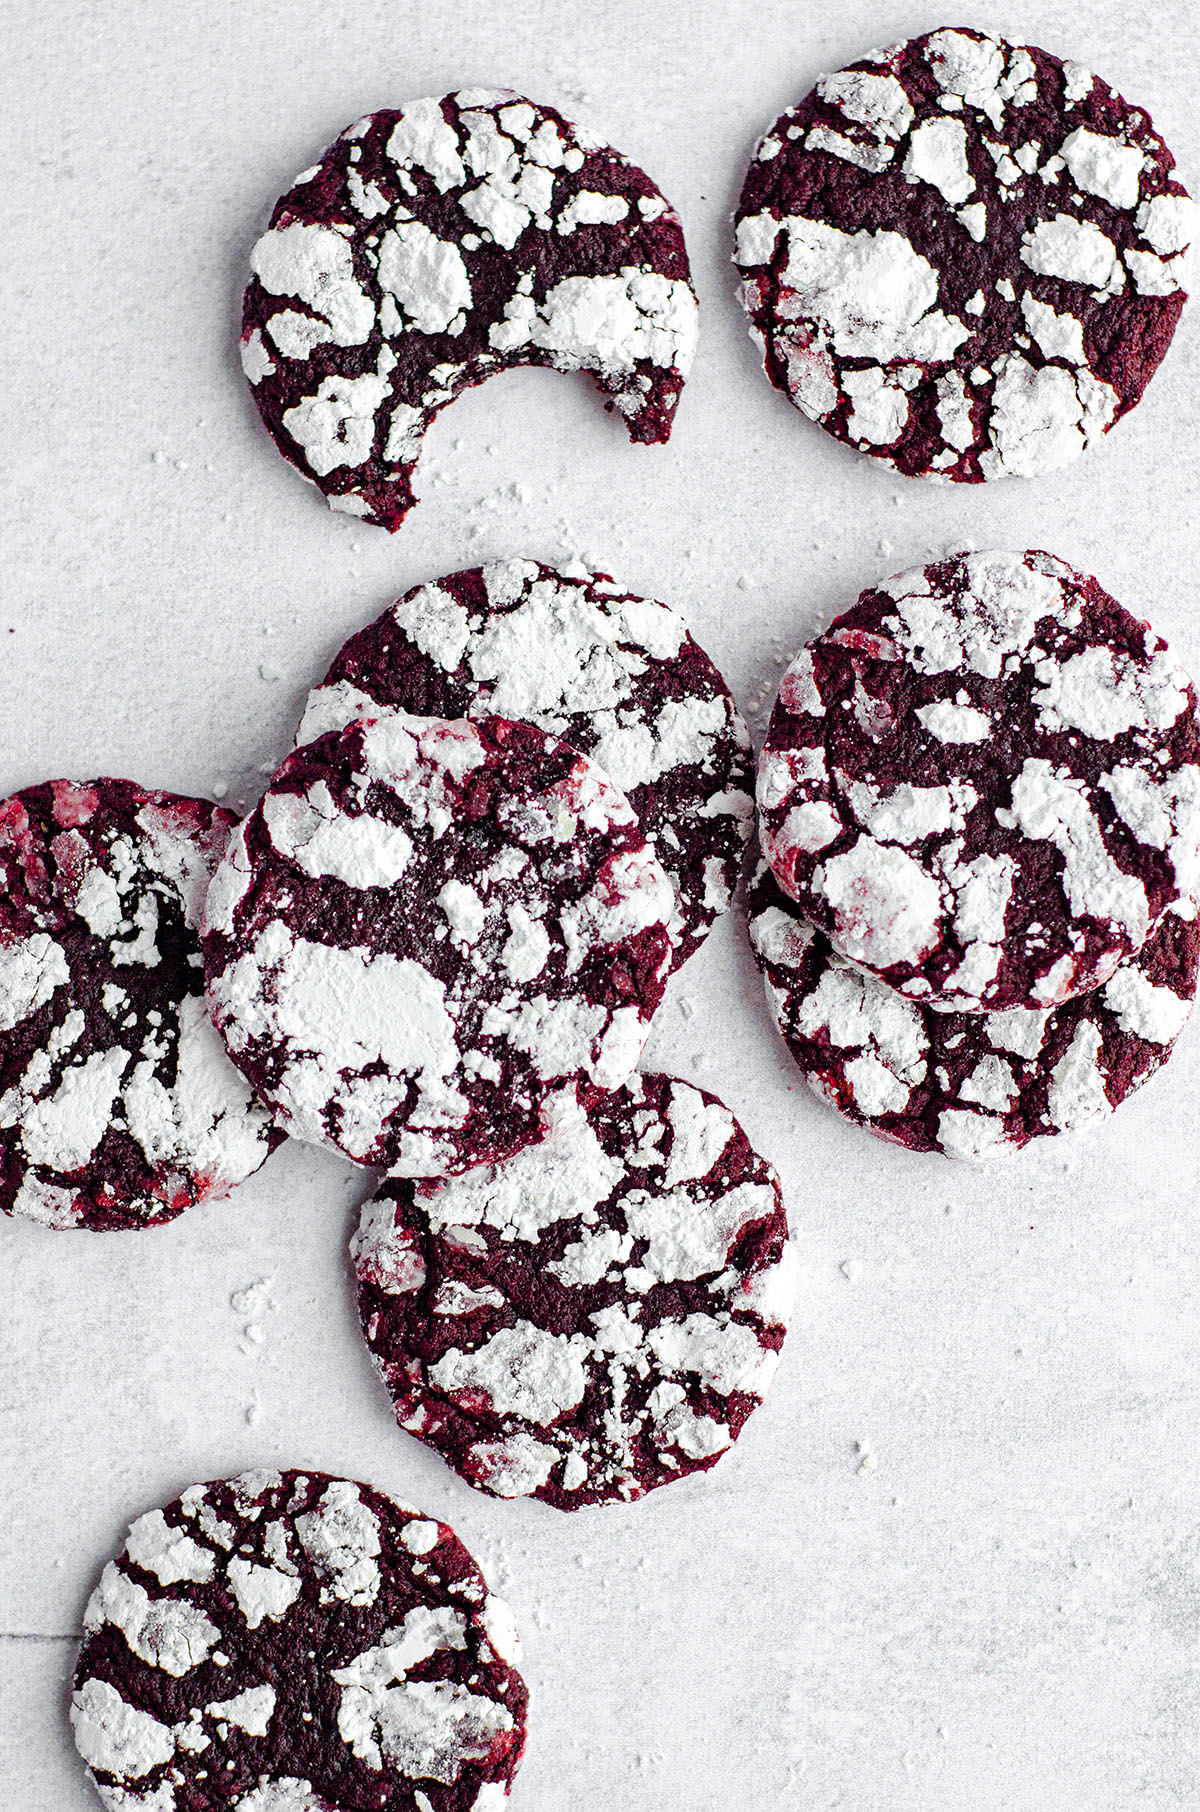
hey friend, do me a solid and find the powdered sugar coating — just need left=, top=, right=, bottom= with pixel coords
left=748, top=863, right=1197, bottom=1157
left=734, top=28, right=1194, bottom=482
left=758, top=551, right=1200, bottom=1012
left=242, top=92, right=698, bottom=529
left=299, top=559, right=753, bottom=964
left=203, top=714, right=674, bottom=1176
left=0, top=781, right=281, bottom=1231
left=354, top=1074, right=794, bottom=1508
left=70, top=1469, right=526, bottom=1811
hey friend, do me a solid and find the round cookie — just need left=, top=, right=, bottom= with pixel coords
left=0, top=779, right=281, bottom=1231
left=203, top=713, right=675, bottom=1176
left=757, top=550, right=1200, bottom=1013
left=242, top=90, right=699, bottom=529
left=748, top=862, right=1198, bottom=1158
left=734, top=27, right=1196, bottom=481
left=299, top=558, right=754, bottom=964
left=70, top=1468, right=527, bottom=1812
left=353, top=1075, right=795, bottom=1509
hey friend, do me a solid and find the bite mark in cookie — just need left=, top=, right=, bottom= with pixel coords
left=243, top=91, right=698, bottom=528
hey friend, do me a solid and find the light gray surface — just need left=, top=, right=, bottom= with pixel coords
left=3, top=2, right=1200, bottom=1807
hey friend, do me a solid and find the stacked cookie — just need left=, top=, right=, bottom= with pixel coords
left=205, top=557, right=795, bottom=1509
left=750, top=549, right=1200, bottom=1158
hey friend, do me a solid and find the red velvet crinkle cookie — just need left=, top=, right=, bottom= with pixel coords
left=203, top=714, right=674, bottom=1176
left=734, top=27, right=1196, bottom=481
left=749, top=862, right=1198, bottom=1159
left=0, top=780, right=280, bottom=1231
left=299, top=558, right=753, bottom=964
left=242, top=90, right=698, bottom=529
left=757, top=551, right=1200, bottom=1014
left=353, top=1075, right=795, bottom=1509
left=70, top=1469, right=527, bottom=1812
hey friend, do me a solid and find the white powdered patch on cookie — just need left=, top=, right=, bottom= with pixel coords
left=767, top=216, right=970, bottom=371
left=421, top=1098, right=622, bottom=1242
left=295, top=1479, right=382, bottom=1606
left=206, top=1686, right=276, bottom=1736
left=211, top=928, right=463, bottom=1162
left=1103, top=963, right=1191, bottom=1044
left=431, top=1320, right=589, bottom=1424
left=904, top=116, right=975, bottom=205
left=264, top=784, right=413, bottom=888
left=0, top=933, right=69, bottom=1030
left=125, top=1509, right=215, bottom=1587
left=1046, top=1020, right=1110, bottom=1127
left=71, top=1678, right=176, bottom=1782
left=251, top=223, right=375, bottom=347
left=1003, top=759, right=1149, bottom=948
left=817, top=837, right=943, bottom=969
left=1034, top=644, right=1189, bottom=740
left=85, top=1562, right=220, bottom=1675
left=490, top=268, right=698, bottom=380
left=1060, top=127, right=1144, bottom=211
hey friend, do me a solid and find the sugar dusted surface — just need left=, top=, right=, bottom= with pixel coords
left=734, top=26, right=1195, bottom=483
left=70, top=1469, right=527, bottom=1809
left=203, top=714, right=674, bottom=1174
left=6, top=2, right=1200, bottom=1809
left=758, top=550, right=1200, bottom=1013
left=354, top=1075, right=792, bottom=1508
left=243, top=92, right=698, bottom=530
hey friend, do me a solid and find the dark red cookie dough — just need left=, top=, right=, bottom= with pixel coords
left=734, top=28, right=1196, bottom=481
left=757, top=550, right=1200, bottom=1013
left=0, top=779, right=280, bottom=1231
left=748, top=862, right=1198, bottom=1158
left=299, top=558, right=753, bottom=965
left=203, top=713, right=674, bottom=1177
left=242, top=90, right=699, bottom=529
left=70, top=1468, right=527, bottom=1812
left=353, top=1074, right=795, bottom=1509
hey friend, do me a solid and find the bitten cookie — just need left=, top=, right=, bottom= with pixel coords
left=748, top=862, right=1198, bottom=1158
left=757, top=551, right=1200, bottom=1013
left=203, top=714, right=675, bottom=1176
left=70, top=1469, right=527, bottom=1811
left=0, top=779, right=280, bottom=1230
left=242, top=90, right=698, bottom=528
left=353, top=1075, right=795, bottom=1508
left=299, top=558, right=753, bottom=964
left=734, top=27, right=1195, bottom=480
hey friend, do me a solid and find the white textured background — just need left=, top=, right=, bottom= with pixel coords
left=4, top=2, right=1200, bottom=1807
